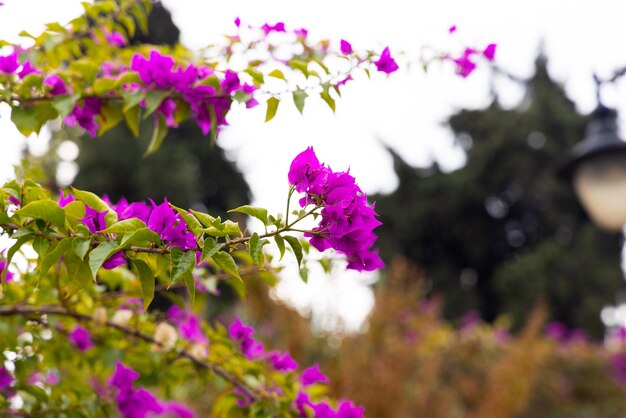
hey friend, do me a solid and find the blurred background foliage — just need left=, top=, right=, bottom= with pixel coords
left=29, top=2, right=626, bottom=415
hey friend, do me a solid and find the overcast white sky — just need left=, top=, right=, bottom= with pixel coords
left=2, top=0, right=626, bottom=332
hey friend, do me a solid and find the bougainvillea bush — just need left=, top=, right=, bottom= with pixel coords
left=0, top=1, right=496, bottom=416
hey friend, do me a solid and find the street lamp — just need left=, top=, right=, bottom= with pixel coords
left=560, top=103, right=626, bottom=231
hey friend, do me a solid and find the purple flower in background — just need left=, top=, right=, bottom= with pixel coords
left=301, top=364, right=329, bottom=386
left=8, top=195, right=19, bottom=206
left=611, top=353, right=626, bottom=385
left=294, top=392, right=311, bottom=417
left=268, top=351, right=298, bottom=372
left=0, top=50, right=19, bottom=74
left=18, top=61, right=40, bottom=79
left=336, top=400, right=365, bottom=418
left=229, top=317, right=264, bottom=359
left=374, top=47, right=398, bottom=74
left=234, top=387, right=254, bottom=407
left=449, top=25, right=457, bottom=33
left=0, top=366, right=13, bottom=391
left=110, top=362, right=139, bottom=392
left=43, top=74, right=69, bottom=96
left=79, top=205, right=108, bottom=233
left=483, top=43, right=497, bottom=61
left=0, top=259, right=14, bottom=283
left=294, top=28, right=308, bottom=38
left=107, top=31, right=126, bottom=47
left=58, top=190, right=74, bottom=207
left=161, top=401, right=196, bottom=418
left=103, top=251, right=127, bottom=270
left=234, top=17, right=241, bottom=27
left=167, top=306, right=208, bottom=344
left=340, top=40, right=353, bottom=55
left=65, top=98, right=102, bottom=136
left=312, top=402, right=336, bottom=418
left=545, top=321, right=569, bottom=342
left=450, top=48, right=477, bottom=78
left=69, top=326, right=93, bottom=351
left=261, top=22, right=286, bottom=35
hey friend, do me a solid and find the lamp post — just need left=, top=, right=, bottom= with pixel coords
left=560, top=103, right=626, bottom=231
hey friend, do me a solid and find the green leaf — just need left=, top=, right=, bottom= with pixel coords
left=16, top=200, right=65, bottom=225
left=299, top=265, right=309, bottom=283
left=293, top=91, right=308, bottom=114
left=93, top=77, right=118, bottom=95
left=265, top=97, right=279, bottom=122
left=39, top=238, right=74, bottom=277
left=320, top=85, right=336, bottom=113
left=101, top=218, right=146, bottom=234
left=52, top=94, right=80, bottom=118
left=201, top=220, right=242, bottom=237
left=228, top=205, right=268, bottom=226
left=63, top=200, right=86, bottom=221
left=267, top=69, right=286, bottom=80
left=88, top=241, right=121, bottom=278
left=122, top=88, right=146, bottom=111
left=119, top=14, right=136, bottom=37
left=133, top=259, right=155, bottom=311
left=144, top=113, right=168, bottom=155
left=71, top=187, right=117, bottom=226
left=72, top=238, right=91, bottom=261
left=249, top=233, right=265, bottom=266
left=290, top=59, right=309, bottom=76
left=183, top=271, right=195, bottom=305
left=97, top=102, right=123, bottom=136
left=201, top=237, right=221, bottom=263
left=170, top=247, right=196, bottom=283
left=3, top=235, right=31, bottom=283
left=11, top=104, right=57, bottom=136
left=189, top=209, right=216, bottom=228
left=283, top=236, right=303, bottom=267
left=244, top=68, right=264, bottom=85
left=124, top=105, right=141, bottom=138
left=120, top=228, right=160, bottom=248
left=32, top=236, right=49, bottom=256
left=69, top=60, right=99, bottom=83
left=144, top=90, right=169, bottom=119
left=212, top=251, right=242, bottom=282
left=64, top=252, right=93, bottom=296
left=274, top=235, right=286, bottom=261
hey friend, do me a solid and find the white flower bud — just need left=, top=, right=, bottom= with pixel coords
left=111, top=310, right=133, bottom=327
left=93, top=307, right=107, bottom=326
left=188, top=343, right=208, bottom=361
left=154, top=322, right=178, bottom=351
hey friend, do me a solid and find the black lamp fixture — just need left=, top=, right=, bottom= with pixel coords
left=560, top=74, right=626, bottom=232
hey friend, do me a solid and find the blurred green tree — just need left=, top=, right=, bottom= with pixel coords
left=374, top=56, right=624, bottom=337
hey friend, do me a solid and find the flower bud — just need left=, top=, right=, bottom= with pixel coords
left=154, top=322, right=178, bottom=351
left=188, top=343, right=208, bottom=361
left=111, top=310, right=133, bottom=327
left=93, top=307, right=107, bottom=326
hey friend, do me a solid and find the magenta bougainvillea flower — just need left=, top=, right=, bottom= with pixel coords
left=0, top=259, right=14, bottom=283
left=69, top=326, right=93, bottom=351
left=102, top=251, right=127, bottom=270
left=65, top=98, right=102, bottom=137
left=57, top=190, right=75, bottom=207
left=43, top=74, right=69, bottom=96
left=267, top=351, right=298, bottom=372
left=0, top=50, right=19, bottom=74
left=106, top=31, right=126, bottom=47
left=288, top=147, right=384, bottom=272
left=109, top=362, right=195, bottom=418
left=261, top=22, right=286, bottom=35
left=483, top=43, right=497, bottom=61
left=300, top=364, right=329, bottom=386
left=147, top=199, right=197, bottom=250
left=340, top=40, right=353, bottom=55
left=294, top=28, right=308, bottom=38
left=229, top=317, right=264, bottom=359
left=374, top=47, right=398, bottom=74
left=18, top=61, right=39, bottom=79
left=451, top=47, right=477, bottom=78
left=449, top=25, right=457, bottom=33
left=79, top=205, right=108, bottom=233
left=167, top=306, right=208, bottom=345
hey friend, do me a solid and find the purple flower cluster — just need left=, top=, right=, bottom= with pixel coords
left=68, top=326, right=93, bottom=351
left=447, top=43, right=496, bottom=78
left=167, top=306, right=208, bottom=345
left=544, top=321, right=588, bottom=344
left=296, top=392, right=364, bottom=418
left=65, top=98, right=102, bottom=137
left=59, top=191, right=197, bottom=252
left=0, top=366, right=13, bottom=392
left=288, top=147, right=384, bottom=272
left=129, top=50, right=258, bottom=135
left=229, top=317, right=265, bottom=360
left=0, top=49, right=39, bottom=78
left=109, top=361, right=195, bottom=418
